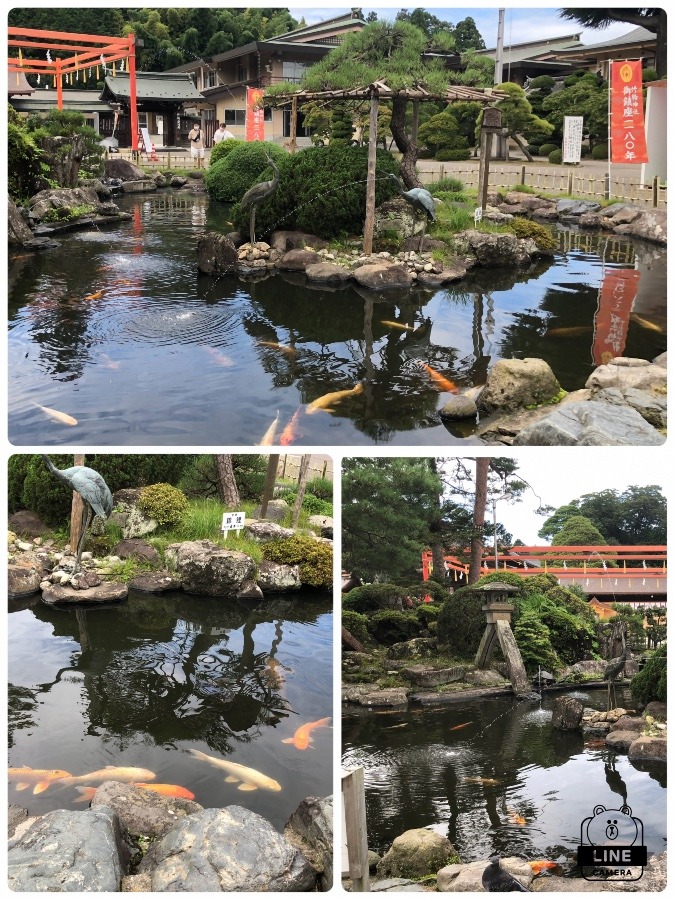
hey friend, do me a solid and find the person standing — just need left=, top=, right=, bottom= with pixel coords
left=187, top=121, right=205, bottom=168
left=213, top=122, right=235, bottom=143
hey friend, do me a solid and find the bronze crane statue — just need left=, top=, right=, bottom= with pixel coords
left=604, top=647, right=629, bottom=710
left=239, top=153, right=280, bottom=245
left=42, top=455, right=113, bottom=572
left=387, top=172, right=437, bottom=252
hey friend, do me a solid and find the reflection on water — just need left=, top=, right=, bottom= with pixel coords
left=8, top=591, right=332, bottom=831
left=342, top=691, right=666, bottom=870
left=8, top=192, right=666, bottom=446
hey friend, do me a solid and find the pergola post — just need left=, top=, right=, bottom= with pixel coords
left=56, top=58, right=63, bottom=109
left=290, top=95, right=297, bottom=153
left=363, top=88, right=379, bottom=255
left=477, top=107, right=502, bottom=212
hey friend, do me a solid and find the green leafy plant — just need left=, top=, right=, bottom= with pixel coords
left=138, top=483, right=189, bottom=527
left=209, top=138, right=241, bottom=166
left=369, top=610, right=420, bottom=646
left=343, top=610, right=370, bottom=646
left=204, top=140, right=286, bottom=203
left=630, top=644, right=666, bottom=706
left=506, top=218, right=557, bottom=251
left=263, top=533, right=332, bottom=589
left=343, top=583, right=407, bottom=614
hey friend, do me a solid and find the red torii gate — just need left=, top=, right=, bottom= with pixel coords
left=8, top=26, right=138, bottom=148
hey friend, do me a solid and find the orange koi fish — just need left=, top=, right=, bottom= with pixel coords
left=100, top=352, right=120, bottom=370
left=31, top=402, right=78, bottom=426
left=306, top=383, right=364, bottom=414
left=204, top=346, right=234, bottom=367
left=546, top=326, right=592, bottom=337
left=449, top=722, right=472, bottom=731
left=381, top=320, right=415, bottom=331
left=462, top=776, right=501, bottom=785
left=528, top=861, right=558, bottom=875
left=630, top=313, right=663, bottom=333
left=84, top=290, right=104, bottom=301
left=281, top=717, right=332, bottom=751
left=257, top=341, right=297, bottom=355
left=75, top=783, right=195, bottom=802
left=508, top=809, right=527, bottom=826
left=420, top=363, right=458, bottom=393
left=258, top=411, right=280, bottom=446
left=280, top=408, right=303, bottom=445
left=8, top=767, right=71, bottom=794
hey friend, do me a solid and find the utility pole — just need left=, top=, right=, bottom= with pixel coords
left=494, top=9, right=507, bottom=160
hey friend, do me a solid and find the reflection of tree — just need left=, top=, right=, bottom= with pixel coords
left=20, top=592, right=330, bottom=754
left=8, top=684, right=39, bottom=749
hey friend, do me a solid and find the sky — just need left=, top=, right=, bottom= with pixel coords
left=471, top=448, right=668, bottom=546
left=288, top=3, right=634, bottom=49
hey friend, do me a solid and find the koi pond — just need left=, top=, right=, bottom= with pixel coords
left=8, top=191, right=666, bottom=446
left=8, top=590, right=332, bottom=832
left=342, top=689, right=666, bottom=873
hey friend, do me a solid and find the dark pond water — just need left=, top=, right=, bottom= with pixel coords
left=8, top=590, right=332, bottom=831
left=8, top=192, right=666, bottom=446
left=342, top=689, right=666, bottom=873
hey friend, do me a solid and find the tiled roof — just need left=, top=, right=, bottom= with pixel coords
left=101, top=71, right=203, bottom=102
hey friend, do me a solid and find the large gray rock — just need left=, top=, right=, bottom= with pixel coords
left=627, top=735, right=667, bottom=762
left=377, top=828, right=457, bottom=880
left=129, top=572, right=182, bottom=593
left=614, top=208, right=667, bottom=245
left=29, top=187, right=101, bottom=222
left=512, top=400, right=665, bottom=446
left=8, top=806, right=128, bottom=892
left=257, top=559, right=302, bottom=592
left=551, top=696, right=584, bottom=730
left=278, top=248, right=321, bottom=271
left=463, top=230, right=532, bottom=266
left=8, top=198, right=33, bottom=244
left=478, top=358, right=561, bottom=412
left=8, top=509, right=50, bottom=536
left=285, top=796, right=333, bottom=890
left=352, top=262, right=414, bottom=291
left=164, top=540, right=256, bottom=597
left=605, top=730, right=637, bottom=752
left=586, top=357, right=666, bottom=394
left=197, top=232, right=238, bottom=274
left=104, top=158, right=147, bottom=181
left=110, top=488, right=158, bottom=539
left=41, top=582, right=128, bottom=605
left=358, top=688, right=408, bottom=708
left=91, top=781, right=203, bottom=839
left=438, top=856, right=531, bottom=892
left=8, top=564, right=43, bottom=599
left=305, top=262, right=352, bottom=283
left=138, top=806, right=316, bottom=891
left=112, top=539, right=160, bottom=564
left=245, top=520, right=295, bottom=542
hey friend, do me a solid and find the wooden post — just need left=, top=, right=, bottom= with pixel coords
left=342, top=768, right=370, bottom=892
left=290, top=95, right=297, bottom=154
left=128, top=33, right=138, bottom=153
left=362, top=89, right=379, bottom=256
left=69, top=454, right=85, bottom=555
left=567, top=172, right=573, bottom=195
left=520, top=164, right=526, bottom=185
left=652, top=175, right=659, bottom=207
left=259, top=454, right=280, bottom=519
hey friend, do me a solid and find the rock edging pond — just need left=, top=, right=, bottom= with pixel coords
left=9, top=786, right=332, bottom=892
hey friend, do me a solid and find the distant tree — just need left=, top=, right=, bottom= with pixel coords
left=484, top=82, right=555, bottom=161
left=453, top=17, right=486, bottom=52
left=559, top=8, right=666, bottom=77
left=551, top=515, right=612, bottom=565
left=417, top=109, right=469, bottom=159
left=541, top=72, right=608, bottom=147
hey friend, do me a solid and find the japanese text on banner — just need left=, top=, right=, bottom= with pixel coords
left=610, top=60, right=649, bottom=164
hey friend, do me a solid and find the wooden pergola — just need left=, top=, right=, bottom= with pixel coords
left=267, top=80, right=506, bottom=253
left=8, top=26, right=138, bottom=148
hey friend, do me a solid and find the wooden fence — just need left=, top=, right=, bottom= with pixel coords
left=418, top=162, right=667, bottom=209
left=276, top=455, right=333, bottom=483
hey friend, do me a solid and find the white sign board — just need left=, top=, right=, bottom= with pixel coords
left=140, top=126, right=153, bottom=154
left=221, top=511, right=245, bottom=539
left=474, top=207, right=483, bottom=223
left=563, top=116, right=584, bottom=164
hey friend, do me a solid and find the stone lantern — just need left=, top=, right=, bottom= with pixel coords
left=474, top=580, right=532, bottom=697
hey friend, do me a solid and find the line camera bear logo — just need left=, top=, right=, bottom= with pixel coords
left=578, top=804, right=647, bottom=881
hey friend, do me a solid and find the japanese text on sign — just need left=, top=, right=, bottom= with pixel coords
left=610, top=60, right=649, bottom=164
left=246, top=87, right=265, bottom=141
left=563, top=116, right=583, bottom=163
left=221, top=511, right=245, bottom=539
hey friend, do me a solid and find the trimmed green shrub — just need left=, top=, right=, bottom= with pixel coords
left=630, top=644, right=666, bottom=706
left=548, top=149, right=563, bottom=164
left=416, top=579, right=451, bottom=603
left=526, top=146, right=541, bottom=156
left=209, top=138, right=240, bottom=166
left=435, top=147, right=471, bottom=161
left=232, top=144, right=399, bottom=240
left=369, top=610, right=420, bottom=646
left=342, top=583, right=407, bottom=614
left=204, top=140, right=287, bottom=203
left=264, top=533, right=332, bottom=589
left=538, top=603, right=596, bottom=664
left=507, top=218, right=557, bottom=251
left=539, top=143, right=559, bottom=157
left=415, top=604, right=441, bottom=626
left=591, top=143, right=609, bottom=160
left=436, top=584, right=487, bottom=657
left=580, top=145, right=592, bottom=157
left=513, top=610, right=560, bottom=673
left=8, top=118, right=44, bottom=200
left=343, top=610, right=370, bottom=646
left=139, top=483, right=189, bottom=527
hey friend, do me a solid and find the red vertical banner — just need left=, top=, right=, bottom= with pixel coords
left=246, top=87, right=265, bottom=142
left=610, top=60, right=649, bottom=163
left=592, top=269, right=641, bottom=364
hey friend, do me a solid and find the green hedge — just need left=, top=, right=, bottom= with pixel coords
left=343, top=610, right=370, bottom=646
left=591, top=143, right=609, bottom=160
left=369, top=610, right=420, bottom=646
left=630, top=645, right=666, bottom=706
left=204, top=141, right=287, bottom=203
left=342, top=583, right=406, bottom=614
left=231, top=144, right=400, bottom=241
left=548, top=149, right=563, bottom=164
left=539, top=143, right=559, bottom=157
left=209, top=138, right=241, bottom=166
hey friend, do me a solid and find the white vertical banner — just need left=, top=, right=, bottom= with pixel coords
left=562, top=115, right=584, bottom=163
